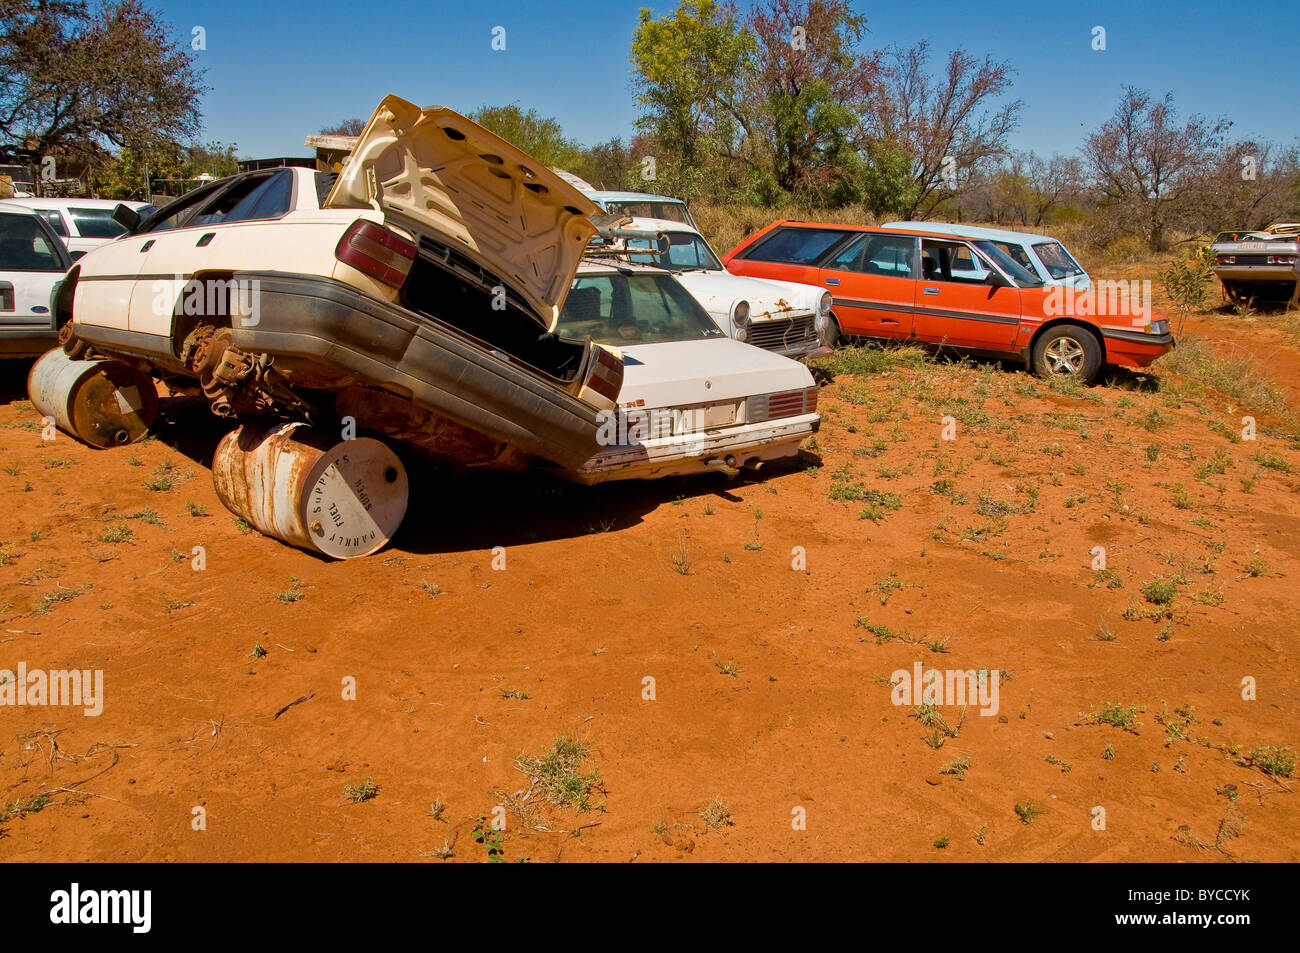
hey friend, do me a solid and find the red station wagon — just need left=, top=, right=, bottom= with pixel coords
left=724, top=221, right=1175, bottom=382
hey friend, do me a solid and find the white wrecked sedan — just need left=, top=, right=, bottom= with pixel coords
left=589, top=216, right=833, bottom=362
left=553, top=260, right=819, bottom=483
left=56, top=95, right=623, bottom=474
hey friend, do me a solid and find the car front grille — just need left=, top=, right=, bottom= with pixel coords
left=747, top=315, right=817, bottom=352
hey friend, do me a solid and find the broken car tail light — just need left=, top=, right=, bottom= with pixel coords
left=1216, top=255, right=1235, bottom=265
left=585, top=346, right=624, bottom=403
left=335, top=219, right=417, bottom=288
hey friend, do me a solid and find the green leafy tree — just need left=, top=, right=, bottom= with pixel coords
left=0, top=0, right=204, bottom=172
left=744, top=0, right=878, bottom=204
left=469, top=104, right=588, bottom=172
left=629, top=0, right=755, bottom=201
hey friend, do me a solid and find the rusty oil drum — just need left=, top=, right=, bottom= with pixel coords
left=212, top=421, right=409, bottom=559
left=27, top=349, right=159, bottom=448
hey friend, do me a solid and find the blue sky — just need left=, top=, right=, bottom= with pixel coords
left=157, top=0, right=1299, bottom=161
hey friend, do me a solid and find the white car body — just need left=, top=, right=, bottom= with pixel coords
left=592, top=216, right=833, bottom=361
left=0, top=203, right=71, bottom=356
left=884, top=221, right=1091, bottom=290
left=557, top=260, right=819, bottom=484
left=63, top=96, right=626, bottom=472
left=1, top=197, right=155, bottom=259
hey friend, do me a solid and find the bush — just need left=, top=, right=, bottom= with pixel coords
left=1160, top=248, right=1215, bottom=314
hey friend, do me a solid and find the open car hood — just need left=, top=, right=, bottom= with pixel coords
left=326, top=95, right=602, bottom=330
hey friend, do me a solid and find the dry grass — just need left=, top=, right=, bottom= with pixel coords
left=1154, top=337, right=1290, bottom=418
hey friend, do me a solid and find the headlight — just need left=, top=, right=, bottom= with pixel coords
left=817, top=291, right=832, bottom=315
left=733, top=300, right=750, bottom=324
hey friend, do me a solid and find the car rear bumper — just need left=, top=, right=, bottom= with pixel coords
left=563, top=412, right=819, bottom=484
left=1213, top=266, right=1296, bottom=283
left=1101, top=327, right=1175, bottom=369
left=225, top=272, right=606, bottom=470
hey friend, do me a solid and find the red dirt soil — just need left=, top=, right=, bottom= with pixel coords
left=1, top=284, right=1297, bottom=863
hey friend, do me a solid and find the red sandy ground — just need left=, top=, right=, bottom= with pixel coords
left=0, top=279, right=1296, bottom=863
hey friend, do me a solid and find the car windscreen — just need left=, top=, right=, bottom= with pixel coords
left=625, top=231, right=722, bottom=271
left=0, top=214, right=66, bottom=271
left=1032, top=241, right=1084, bottom=280
left=556, top=273, right=726, bottom=345
left=971, top=240, right=1044, bottom=287
left=741, top=226, right=850, bottom=264
left=604, top=201, right=695, bottom=227
left=68, top=207, right=128, bottom=239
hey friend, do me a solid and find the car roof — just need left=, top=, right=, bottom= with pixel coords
left=0, top=202, right=38, bottom=217
left=3, top=197, right=152, bottom=210
left=883, top=221, right=1061, bottom=245
left=588, top=190, right=688, bottom=205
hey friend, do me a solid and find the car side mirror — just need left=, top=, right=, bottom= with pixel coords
left=112, top=203, right=141, bottom=233
left=984, top=270, right=1011, bottom=289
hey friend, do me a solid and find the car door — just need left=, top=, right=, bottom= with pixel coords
left=817, top=232, right=918, bottom=340
left=72, top=180, right=227, bottom=335
left=912, top=239, right=1021, bottom=350
left=131, top=171, right=294, bottom=337
left=0, top=212, right=69, bottom=341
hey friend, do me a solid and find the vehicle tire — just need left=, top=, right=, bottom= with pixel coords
left=1032, top=325, right=1102, bottom=383
left=822, top=313, right=841, bottom=349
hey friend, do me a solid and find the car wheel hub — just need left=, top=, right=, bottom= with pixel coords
left=1045, top=338, right=1085, bottom=374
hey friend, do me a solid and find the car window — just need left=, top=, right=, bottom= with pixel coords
left=556, top=273, right=725, bottom=345
left=68, top=207, right=128, bottom=239
left=1032, top=241, right=1084, bottom=280
left=742, top=227, right=851, bottom=265
left=991, top=241, right=1034, bottom=271
left=921, top=239, right=984, bottom=284
left=191, top=172, right=290, bottom=227
left=971, top=240, right=1044, bottom=287
left=823, top=234, right=866, bottom=271
left=35, top=209, right=69, bottom=237
left=861, top=235, right=915, bottom=277
left=625, top=231, right=721, bottom=271
left=143, top=181, right=230, bottom=232
left=315, top=172, right=338, bottom=207
left=224, top=170, right=295, bottom=223
left=0, top=214, right=65, bottom=271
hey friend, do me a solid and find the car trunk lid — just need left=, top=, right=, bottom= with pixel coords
left=325, top=95, right=601, bottom=331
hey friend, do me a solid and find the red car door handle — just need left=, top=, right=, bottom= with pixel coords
left=824, top=277, right=840, bottom=285
left=923, top=287, right=940, bottom=295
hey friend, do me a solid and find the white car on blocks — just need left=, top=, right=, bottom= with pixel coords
left=589, top=216, right=833, bottom=362
left=554, top=259, right=819, bottom=483
left=57, top=95, right=625, bottom=474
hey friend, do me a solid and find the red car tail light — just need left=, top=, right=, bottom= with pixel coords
left=335, top=219, right=417, bottom=288
left=748, top=386, right=818, bottom=422
left=585, top=347, right=623, bottom=402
